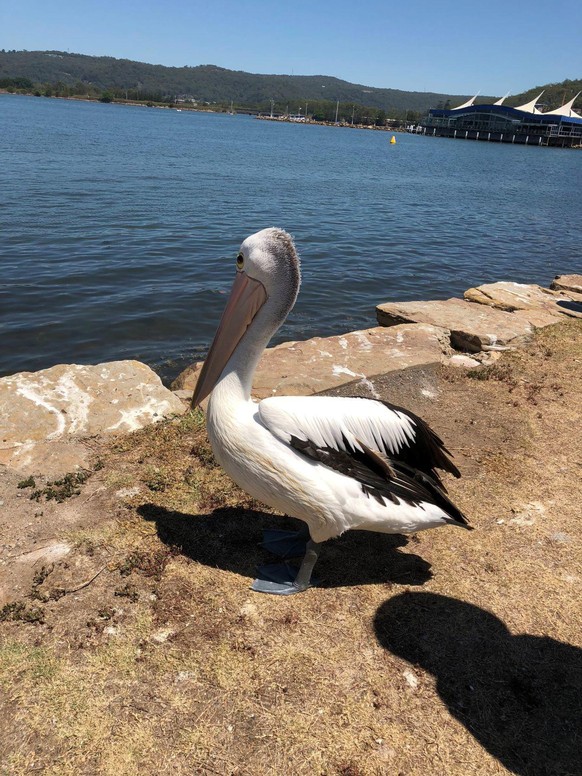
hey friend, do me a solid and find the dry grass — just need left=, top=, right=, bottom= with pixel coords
left=1, top=321, right=581, bottom=775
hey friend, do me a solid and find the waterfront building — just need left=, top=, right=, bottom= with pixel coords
left=421, top=91, right=582, bottom=147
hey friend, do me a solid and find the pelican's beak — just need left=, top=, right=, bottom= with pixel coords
left=191, top=271, right=267, bottom=408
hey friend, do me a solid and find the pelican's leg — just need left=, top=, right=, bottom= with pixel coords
left=252, top=540, right=322, bottom=596
left=293, top=540, right=322, bottom=590
left=261, top=524, right=310, bottom=558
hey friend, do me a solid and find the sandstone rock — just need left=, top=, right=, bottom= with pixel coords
left=475, top=351, right=503, bottom=366
left=551, top=274, right=582, bottom=294
left=171, top=389, right=194, bottom=409
left=173, top=324, right=449, bottom=400
left=0, top=361, right=185, bottom=473
left=376, top=297, right=536, bottom=352
left=464, top=281, right=582, bottom=319
left=511, top=309, right=565, bottom=328
left=447, top=355, right=481, bottom=368
left=172, top=389, right=193, bottom=403
left=464, top=282, right=554, bottom=311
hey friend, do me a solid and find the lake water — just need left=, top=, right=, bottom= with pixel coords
left=2, top=94, right=581, bottom=383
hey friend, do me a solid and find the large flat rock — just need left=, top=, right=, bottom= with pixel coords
left=551, top=274, right=582, bottom=294
left=0, top=361, right=185, bottom=474
left=464, top=281, right=582, bottom=319
left=376, top=297, right=540, bottom=352
left=172, top=324, right=449, bottom=400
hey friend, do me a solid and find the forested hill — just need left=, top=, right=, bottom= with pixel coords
left=506, top=79, right=582, bottom=111
left=0, top=49, right=476, bottom=114
left=1, top=50, right=579, bottom=116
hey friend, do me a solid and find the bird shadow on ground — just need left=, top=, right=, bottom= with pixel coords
left=374, top=592, right=582, bottom=776
left=137, top=503, right=432, bottom=588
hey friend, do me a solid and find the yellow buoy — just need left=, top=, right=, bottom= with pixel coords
left=390, top=135, right=396, bottom=144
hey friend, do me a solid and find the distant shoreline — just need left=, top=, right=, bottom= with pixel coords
left=0, top=89, right=223, bottom=113
left=255, top=116, right=405, bottom=132
left=0, top=90, right=408, bottom=131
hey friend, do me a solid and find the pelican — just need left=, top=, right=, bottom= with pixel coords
left=192, top=228, right=470, bottom=595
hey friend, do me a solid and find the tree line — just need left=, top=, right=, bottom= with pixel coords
left=0, top=76, right=423, bottom=122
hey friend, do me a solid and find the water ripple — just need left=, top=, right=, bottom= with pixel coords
left=1, top=94, right=581, bottom=382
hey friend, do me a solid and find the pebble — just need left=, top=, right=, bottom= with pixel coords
left=403, top=670, right=419, bottom=689
left=175, top=671, right=195, bottom=682
left=151, top=627, right=176, bottom=643
left=448, top=354, right=481, bottom=368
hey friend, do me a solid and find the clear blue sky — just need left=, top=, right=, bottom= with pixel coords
left=2, top=0, right=581, bottom=96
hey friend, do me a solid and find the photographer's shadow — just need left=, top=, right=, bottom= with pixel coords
left=374, top=592, right=582, bottom=776
left=138, top=503, right=432, bottom=588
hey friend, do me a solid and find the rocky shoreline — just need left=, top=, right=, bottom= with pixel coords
left=172, top=274, right=582, bottom=398
left=1, top=274, right=581, bottom=476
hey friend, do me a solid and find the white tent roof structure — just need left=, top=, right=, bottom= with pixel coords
left=543, top=91, right=582, bottom=118
left=452, top=93, right=479, bottom=110
left=438, top=88, right=582, bottom=124
left=515, top=91, right=544, bottom=114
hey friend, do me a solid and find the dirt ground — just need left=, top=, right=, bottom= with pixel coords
left=1, top=320, right=581, bottom=776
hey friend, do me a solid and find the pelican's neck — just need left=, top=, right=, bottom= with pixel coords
left=208, top=304, right=280, bottom=411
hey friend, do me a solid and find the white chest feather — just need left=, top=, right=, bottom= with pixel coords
left=206, top=394, right=336, bottom=535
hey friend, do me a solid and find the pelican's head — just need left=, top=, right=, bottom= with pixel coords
left=191, top=228, right=301, bottom=407
left=237, top=228, right=301, bottom=315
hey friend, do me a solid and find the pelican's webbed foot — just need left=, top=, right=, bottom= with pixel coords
left=261, top=525, right=310, bottom=559
left=252, top=539, right=322, bottom=595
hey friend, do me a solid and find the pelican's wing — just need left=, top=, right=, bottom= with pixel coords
left=291, top=435, right=469, bottom=526
left=258, top=395, right=460, bottom=484
left=258, top=396, right=468, bottom=526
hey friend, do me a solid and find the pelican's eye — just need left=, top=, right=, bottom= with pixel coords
left=236, top=253, right=244, bottom=270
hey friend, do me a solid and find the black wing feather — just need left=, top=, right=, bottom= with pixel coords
left=289, top=434, right=470, bottom=529
left=379, top=399, right=461, bottom=483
